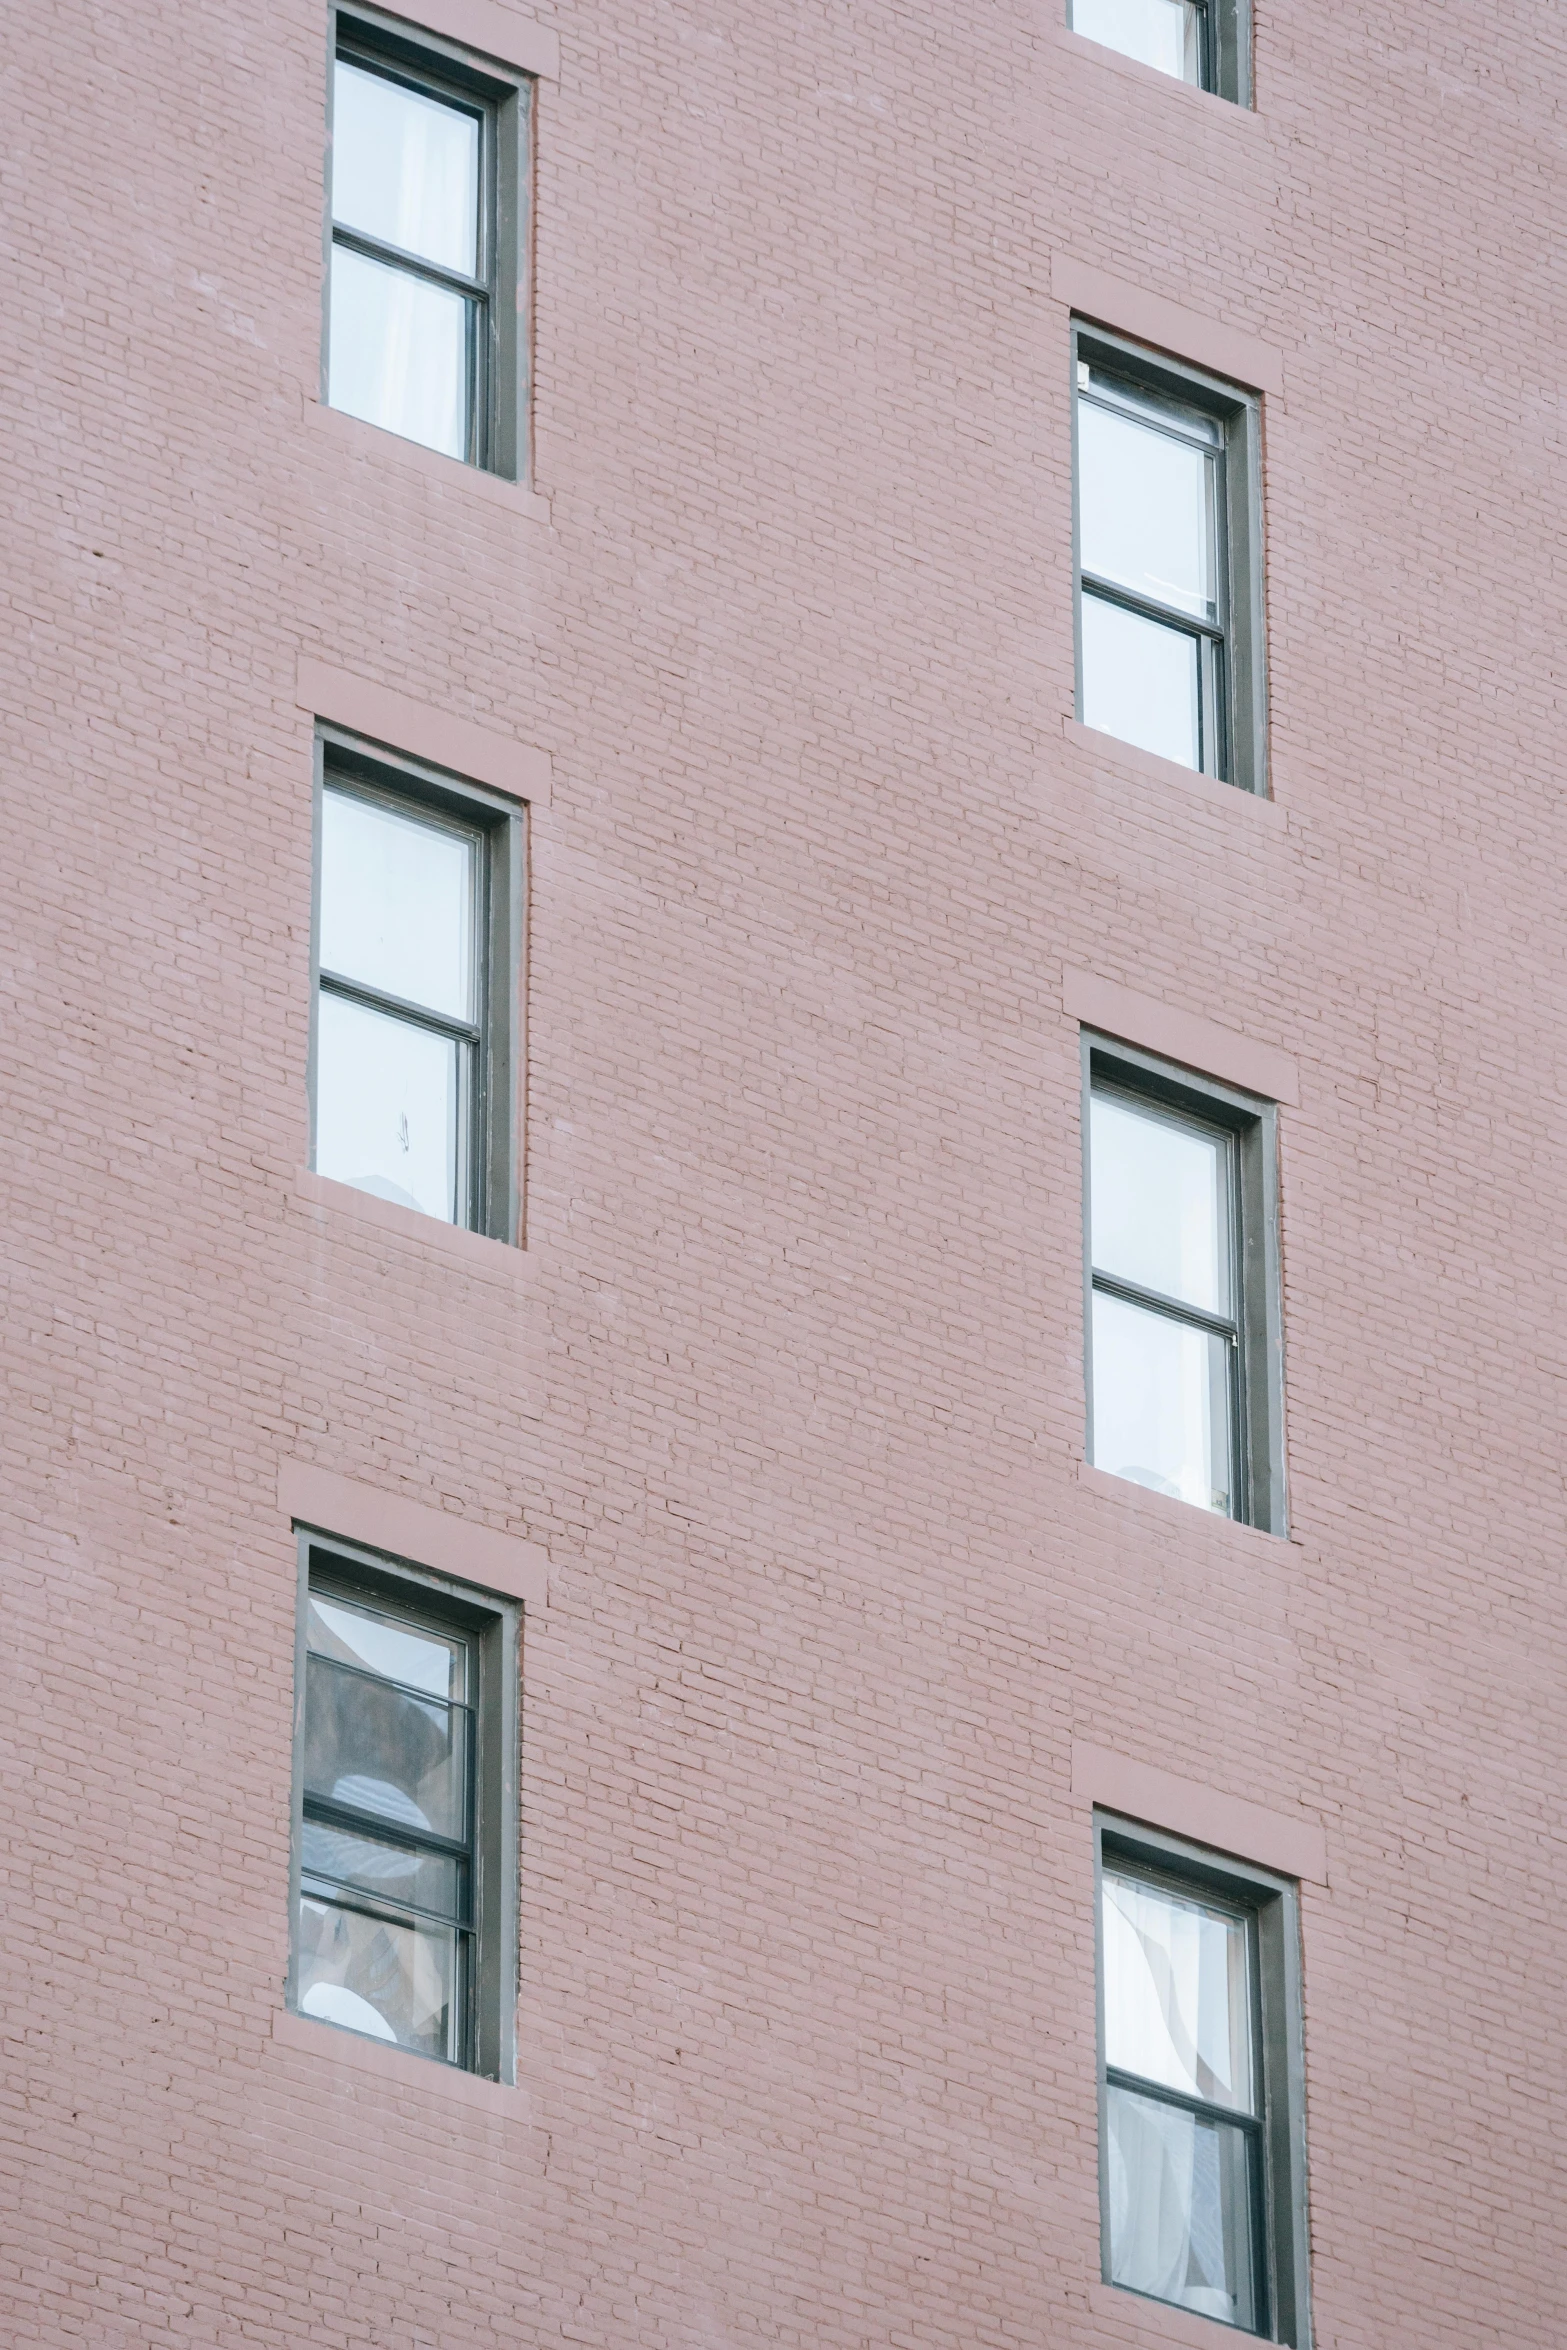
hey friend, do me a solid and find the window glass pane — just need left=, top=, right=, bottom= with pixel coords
left=329, top=244, right=470, bottom=461
left=1090, top=1092, right=1228, bottom=1314
left=333, top=59, right=479, bottom=276
left=1071, top=0, right=1203, bottom=85
left=320, top=787, right=477, bottom=1023
left=302, top=1819, right=464, bottom=1922
left=1103, top=1870, right=1254, bottom=2111
left=1080, top=594, right=1201, bottom=770
left=1106, top=2084, right=1256, bottom=2330
left=1091, top=1288, right=1231, bottom=1513
left=308, top=1592, right=467, bottom=1702
left=304, top=1650, right=470, bottom=1842
left=1079, top=397, right=1216, bottom=621
left=315, top=990, right=464, bottom=1223
left=298, top=1889, right=461, bottom=2061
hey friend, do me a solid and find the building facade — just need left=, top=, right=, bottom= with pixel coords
left=4, top=0, right=1565, bottom=2342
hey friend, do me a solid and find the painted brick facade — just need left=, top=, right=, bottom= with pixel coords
left=3, top=2, right=1565, bottom=2344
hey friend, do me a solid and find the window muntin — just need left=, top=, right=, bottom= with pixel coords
left=1089, top=1085, right=1239, bottom=1516
left=327, top=45, right=492, bottom=463
left=1077, top=361, right=1229, bottom=777
left=298, top=1585, right=478, bottom=2066
left=1071, top=0, right=1206, bottom=85
left=315, top=777, right=486, bottom=1229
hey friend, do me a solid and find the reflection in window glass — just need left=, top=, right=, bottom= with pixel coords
left=298, top=1586, right=474, bottom=2064
left=308, top=1593, right=467, bottom=1700
left=297, top=1891, right=460, bottom=2061
left=1072, top=0, right=1204, bottom=85
left=303, top=1651, right=469, bottom=1842
left=302, top=1817, right=462, bottom=1915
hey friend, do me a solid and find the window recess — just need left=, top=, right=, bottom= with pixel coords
left=1096, top=1816, right=1311, bottom=2343
left=325, top=7, right=533, bottom=476
left=1073, top=324, right=1266, bottom=794
left=311, top=728, right=524, bottom=1243
left=1068, top=0, right=1253, bottom=106
left=291, top=1536, right=520, bottom=2081
left=1083, top=1035, right=1285, bottom=1531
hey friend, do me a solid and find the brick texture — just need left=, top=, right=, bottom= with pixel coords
left=3, top=0, right=1565, bottom=2343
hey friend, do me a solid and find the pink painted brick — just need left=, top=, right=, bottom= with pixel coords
left=2, top=1, right=1565, bottom=2345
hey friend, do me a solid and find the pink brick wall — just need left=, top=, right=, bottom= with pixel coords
left=3, top=0, right=1565, bottom=2342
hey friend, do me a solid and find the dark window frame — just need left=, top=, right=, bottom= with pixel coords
left=287, top=1528, right=522, bottom=2083
left=1093, top=1813, right=1311, bottom=2345
left=1071, top=321, right=1267, bottom=797
left=1081, top=1032, right=1286, bottom=1533
left=310, top=722, right=527, bottom=1246
left=1067, top=0, right=1253, bottom=107
left=324, top=2, right=535, bottom=480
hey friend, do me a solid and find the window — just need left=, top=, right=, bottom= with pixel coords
left=1074, top=326, right=1265, bottom=794
left=291, top=1537, right=519, bottom=2078
left=1096, top=1817, right=1311, bottom=2343
left=326, top=8, right=532, bottom=474
left=311, top=729, right=523, bottom=1240
left=1068, top=0, right=1252, bottom=105
left=1084, top=1037, right=1284, bottom=1530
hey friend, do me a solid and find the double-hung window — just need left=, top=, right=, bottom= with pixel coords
left=1096, top=1818, right=1311, bottom=2341
left=292, top=1539, right=519, bottom=2079
left=1068, top=0, right=1252, bottom=104
left=326, top=10, right=532, bottom=473
left=1074, top=327, right=1265, bottom=793
left=312, top=731, right=523, bottom=1240
left=1085, top=1038, right=1284, bottom=1530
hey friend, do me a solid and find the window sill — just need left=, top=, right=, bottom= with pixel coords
left=306, top=395, right=552, bottom=526
left=272, top=2006, right=524, bottom=2116
left=1051, top=28, right=1261, bottom=126
left=1077, top=1458, right=1291, bottom=1546
left=1063, top=719, right=1280, bottom=821
left=294, top=1168, right=528, bottom=1277
left=1085, top=2280, right=1271, bottom=2346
